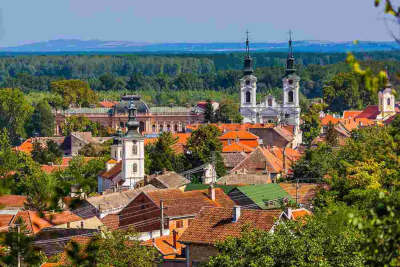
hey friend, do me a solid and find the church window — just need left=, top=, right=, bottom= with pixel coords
left=132, top=141, right=137, bottom=155
left=152, top=124, right=156, bottom=133
left=246, top=80, right=250, bottom=86
left=167, top=124, right=171, bottom=132
left=288, top=91, right=294, bottom=103
left=387, top=98, right=391, bottom=105
left=114, top=151, right=117, bottom=158
left=132, top=163, right=137, bottom=173
left=285, top=113, right=290, bottom=119
left=268, top=98, right=272, bottom=107
left=246, top=91, right=251, bottom=103
left=174, top=124, right=178, bottom=132
left=289, top=79, right=293, bottom=85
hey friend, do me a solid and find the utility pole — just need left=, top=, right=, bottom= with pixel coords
left=17, top=224, right=21, bottom=267
left=160, top=200, right=165, bottom=237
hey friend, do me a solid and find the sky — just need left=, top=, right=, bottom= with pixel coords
left=0, top=0, right=394, bottom=46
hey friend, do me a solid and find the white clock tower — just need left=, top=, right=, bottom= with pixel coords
left=122, top=100, right=145, bottom=189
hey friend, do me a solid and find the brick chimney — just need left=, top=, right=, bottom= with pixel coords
left=208, top=184, right=215, bottom=201
left=232, top=206, right=241, bottom=222
left=172, top=229, right=177, bottom=248
left=283, top=147, right=287, bottom=175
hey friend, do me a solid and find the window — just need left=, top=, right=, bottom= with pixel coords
left=268, top=98, right=272, bottom=107
left=246, top=80, right=250, bottom=86
left=132, top=141, right=137, bottom=155
left=288, top=91, right=294, bottom=103
left=174, top=124, right=178, bottom=132
left=132, top=163, right=137, bottom=173
left=120, top=121, right=124, bottom=128
left=152, top=124, right=156, bottom=133
left=289, top=79, right=293, bottom=85
left=285, top=113, right=290, bottom=119
left=387, top=98, right=391, bottom=105
left=114, top=151, right=117, bottom=158
left=246, top=91, right=251, bottom=103
left=176, top=220, right=184, bottom=228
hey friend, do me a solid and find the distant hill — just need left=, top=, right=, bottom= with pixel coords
left=1, top=39, right=399, bottom=53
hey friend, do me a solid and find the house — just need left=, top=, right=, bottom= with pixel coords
left=249, top=125, right=299, bottom=148
left=230, top=146, right=301, bottom=179
left=228, top=184, right=291, bottom=209
left=75, top=184, right=158, bottom=219
left=107, top=187, right=234, bottom=241
left=279, top=183, right=329, bottom=206
left=146, top=171, right=190, bottom=190
left=178, top=206, right=282, bottom=266
left=142, top=230, right=186, bottom=266
left=219, top=130, right=259, bottom=148
left=220, top=152, right=247, bottom=171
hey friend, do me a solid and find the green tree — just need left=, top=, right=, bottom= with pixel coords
left=66, top=229, right=159, bottom=267
left=0, top=216, right=42, bottom=266
left=300, top=103, right=325, bottom=147
left=31, top=140, right=63, bottom=165
left=185, top=125, right=226, bottom=177
left=145, top=132, right=181, bottom=174
left=207, top=204, right=366, bottom=267
left=204, top=99, right=215, bottom=123
left=51, top=80, right=98, bottom=109
left=0, top=88, right=34, bottom=145
left=61, top=115, right=108, bottom=137
left=326, top=122, right=339, bottom=147
left=26, top=100, right=55, bottom=137
left=215, top=99, right=242, bottom=123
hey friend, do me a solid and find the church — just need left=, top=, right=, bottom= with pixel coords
left=239, top=34, right=301, bottom=141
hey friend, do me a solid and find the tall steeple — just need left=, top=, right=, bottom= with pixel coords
left=243, top=30, right=254, bottom=76
left=125, top=99, right=141, bottom=138
left=285, top=30, right=296, bottom=76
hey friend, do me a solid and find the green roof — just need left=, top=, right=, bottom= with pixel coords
left=236, top=184, right=291, bottom=209
left=184, top=183, right=236, bottom=194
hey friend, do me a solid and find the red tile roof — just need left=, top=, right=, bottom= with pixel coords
left=144, top=188, right=234, bottom=218
left=0, top=195, right=27, bottom=208
left=179, top=207, right=282, bottom=245
left=343, top=110, right=363, bottom=119
left=11, top=211, right=82, bottom=234
left=279, top=183, right=329, bottom=204
left=41, top=157, right=96, bottom=174
left=355, top=105, right=380, bottom=120
left=99, top=100, right=118, bottom=108
left=222, top=142, right=255, bottom=153
left=291, top=208, right=312, bottom=220
left=142, top=232, right=185, bottom=259
left=101, top=214, right=120, bottom=230
left=0, top=214, right=14, bottom=232
left=219, top=131, right=258, bottom=140
left=321, top=114, right=340, bottom=126
left=99, top=161, right=122, bottom=179
left=186, top=123, right=275, bottom=133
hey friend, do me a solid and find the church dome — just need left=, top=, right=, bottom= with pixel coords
left=112, top=95, right=150, bottom=114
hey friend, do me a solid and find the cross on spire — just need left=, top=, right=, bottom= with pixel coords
left=245, top=30, right=250, bottom=58
left=288, top=30, right=293, bottom=58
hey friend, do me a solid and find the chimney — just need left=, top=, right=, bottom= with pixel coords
left=172, top=229, right=177, bottom=248
left=208, top=184, right=215, bottom=201
left=232, top=206, right=241, bottom=222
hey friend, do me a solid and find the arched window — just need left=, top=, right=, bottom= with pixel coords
left=246, top=91, right=251, bottom=103
left=288, top=91, right=294, bottom=103
left=174, top=124, right=178, bottom=132
left=132, top=163, right=137, bottom=173
left=152, top=124, right=156, bottom=133
left=246, top=80, right=250, bottom=86
left=167, top=124, right=171, bottom=132
left=268, top=98, right=272, bottom=107
left=387, top=98, right=391, bottom=106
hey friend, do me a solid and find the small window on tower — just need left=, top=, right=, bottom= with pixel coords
left=132, top=141, right=137, bottom=155
left=268, top=98, right=272, bottom=107
left=132, top=163, right=138, bottom=173
left=246, top=80, right=250, bottom=86
left=387, top=98, right=391, bottom=105
left=285, top=113, right=290, bottom=119
left=289, top=79, right=293, bottom=85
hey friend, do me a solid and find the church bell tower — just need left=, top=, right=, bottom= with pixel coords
left=240, top=31, right=257, bottom=122
left=122, top=99, right=145, bottom=189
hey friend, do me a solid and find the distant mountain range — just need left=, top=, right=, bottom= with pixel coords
left=1, top=39, right=399, bottom=53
